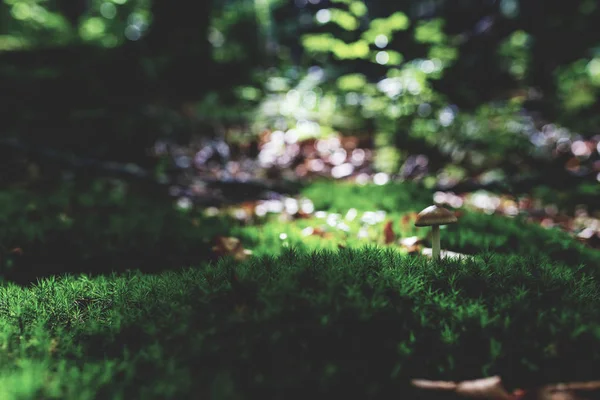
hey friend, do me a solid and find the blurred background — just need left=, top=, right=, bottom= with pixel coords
left=1, top=0, right=599, bottom=225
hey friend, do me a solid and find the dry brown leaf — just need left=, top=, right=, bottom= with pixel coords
left=295, top=210, right=313, bottom=219
left=412, top=377, right=600, bottom=400
left=405, top=245, right=423, bottom=254
left=240, top=201, right=257, bottom=215
left=399, top=236, right=421, bottom=247
left=399, top=236, right=423, bottom=254
left=212, top=236, right=252, bottom=261
left=401, top=213, right=416, bottom=228
left=311, top=227, right=334, bottom=239
left=535, top=381, right=600, bottom=400
left=384, top=220, right=396, bottom=244
left=411, top=379, right=457, bottom=390
left=412, top=376, right=512, bottom=399
left=258, top=129, right=272, bottom=145
left=455, top=376, right=513, bottom=399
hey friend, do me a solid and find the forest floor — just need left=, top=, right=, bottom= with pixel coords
left=1, top=175, right=600, bottom=399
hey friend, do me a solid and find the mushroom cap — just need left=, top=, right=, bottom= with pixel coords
left=414, top=205, right=457, bottom=227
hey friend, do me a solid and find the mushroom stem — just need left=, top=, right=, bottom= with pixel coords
left=414, top=205, right=457, bottom=260
left=431, top=225, right=440, bottom=260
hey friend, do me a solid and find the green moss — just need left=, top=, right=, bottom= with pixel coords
left=0, top=248, right=599, bottom=398
left=1, top=179, right=599, bottom=398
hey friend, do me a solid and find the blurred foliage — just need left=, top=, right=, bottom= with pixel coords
left=556, top=57, right=600, bottom=112
left=1, top=0, right=599, bottom=190
left=223, top=0, right=600, bottom=185
left=0, top=0, right=150, bottom=48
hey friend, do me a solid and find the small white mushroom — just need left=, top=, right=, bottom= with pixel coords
left=414, top=205, right=458, bottom=260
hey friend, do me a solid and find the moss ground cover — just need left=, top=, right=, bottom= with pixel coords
left=0, top=179, right=233, bottom=283
left=242, top=181, right=600, bottom=268
left=1, top=179, right=599, bottom=399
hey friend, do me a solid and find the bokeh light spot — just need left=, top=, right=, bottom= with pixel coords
left=125, top=25, right=141, bottom=41
left=571, top=140, right=591, bottom=158
left=100, top=2, right=117, bottom=19
left=373, top=172, right=389, bottom=185
left=331, top=163, right=354, bottom=178
left=316, top=9, right=331, bottom=24
left=376, top=51, right=390, bottom=65
left=374, top=34, right=388, bottom=48
left=420, top=59, right=435, bottom=73
left=11, top=3, right=31, bottom=20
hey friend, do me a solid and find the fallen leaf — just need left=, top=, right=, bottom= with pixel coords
left=535, top=381, right=600, bottom=400
left=240, top=201, right=257, bottom=216
left=421, top=248, right=471, bottom=260
left=399, top=236, right=421, bottom=247
left=455, top=376, right=513, bottom=399
left=401, top=213, right=416, bottom=228
left=340, top=136, right=360, bottom=150
left=212, top=236, right=252, bottom=261
left=411, top=379, right=457, bottom=390
left=412, top=376, right=600, bottom=400
left=399, top=236, right=423, bottom=254
left=258, top=129, right=272, bottom=145
left=384, top=220, right=396, bottom=244
left=412, top=376, right=513, bottom=399
left=295, top=210, right=314, bottom=219
left=513, top=389, right=527, bottom=399
left=576, top=228, right=595, bottom=240
left=311, top=227, right=335, bottom=239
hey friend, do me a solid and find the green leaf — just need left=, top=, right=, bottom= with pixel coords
left=337, top=73, right=368, bottom=91
left=362, top=12, right=410, bottom=42
left=428, top=45, right=458, bottom=66
left=330, top=9, right=360, bottom=31
left=388, top=12, right=410, bottom=30
left=587, top=58, right=600, bottom=86
left=414, top=19, right=445, bottom=44
left=331, top=39, right=370, bottom=59
left=349, top=1, right=368, bottom=17
left=301, top=33, right=336, bottom=52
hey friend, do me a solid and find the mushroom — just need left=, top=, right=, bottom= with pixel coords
left=414, top=205, right=457, bottom=260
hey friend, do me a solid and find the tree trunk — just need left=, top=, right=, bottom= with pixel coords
left=143, top=0, right=213, bottom=101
